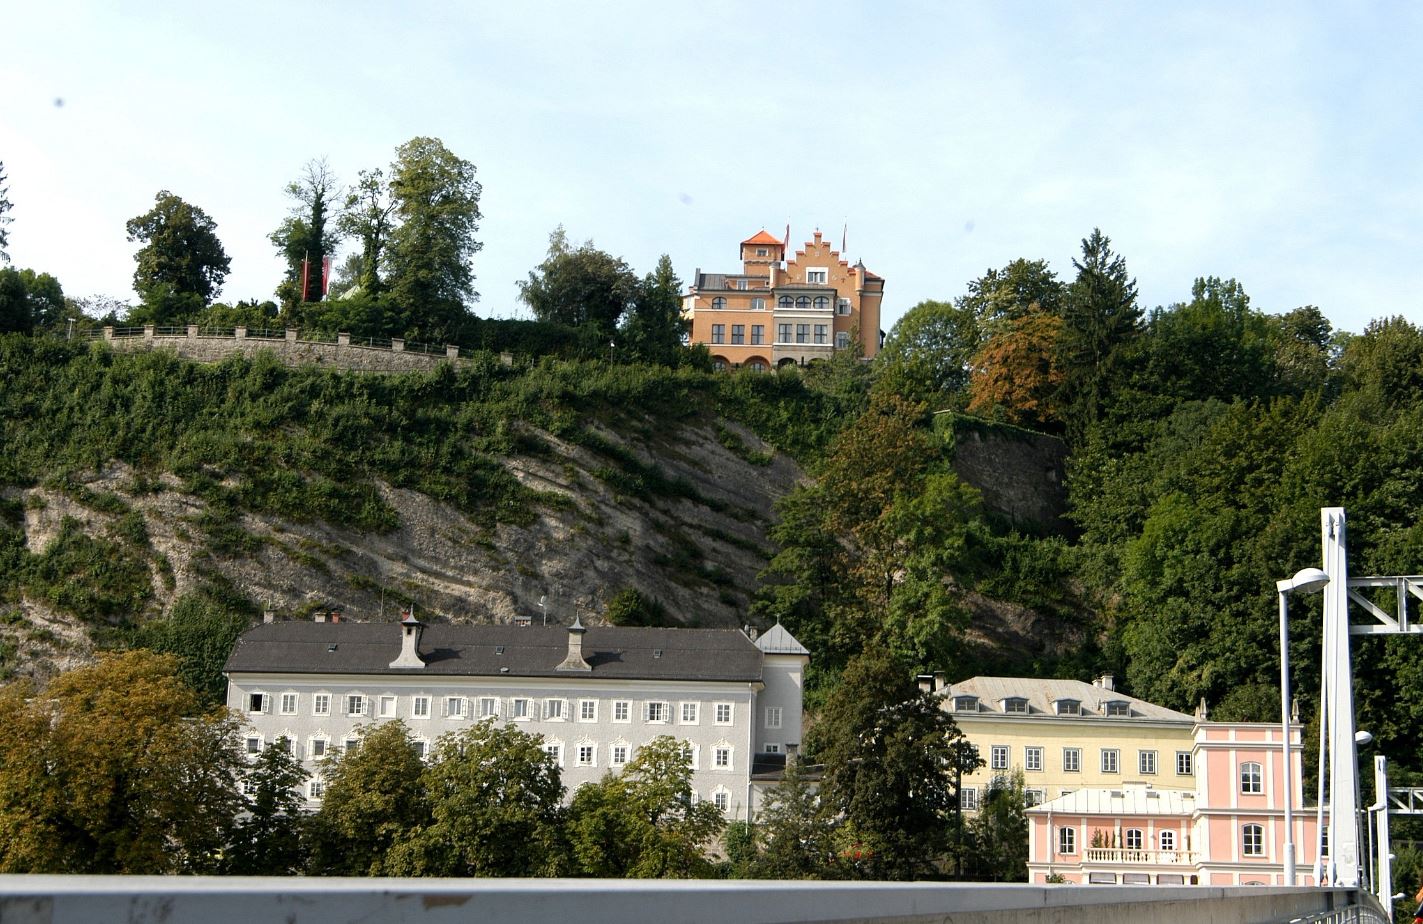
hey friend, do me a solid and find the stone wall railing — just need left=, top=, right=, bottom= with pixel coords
left=91, top=325, right=475, bottom=374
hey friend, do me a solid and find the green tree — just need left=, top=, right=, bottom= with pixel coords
left=958, top=258, right=1065, bottom=324
left=748, top=758, right=839, bottom=879
left=1139, top=277, right=1282, bottom=404
left=125, top=191, right=232, bottom=318
left=621, top=254, right=687, bottom=365
left=306, top=720, right=429, bottom=875
left=519, top=226, right=638, bottom=334
left=0, top=651, right=243, bottom=873
left=968, top=770, right=1028, bottom=881
left=875, top=299, right=981, bottom=405
left=270, top=158, right=341, bottom=316
left=0, top=269, right=29, bottom=334
left=566, top=736, right=724, bottom=877
left=385, top=136, right=483, bottom=343
left=811, top=648, right=968, bottom=879
left=135, top=588, right=254, bottom=708
left=0, top=161, right=11, bottom=263
left=0, top=269, right=63, bottom=334
left=1058, top=229, right=1140, bottom=439
left=383, top=720, right=567, bottom=877
left=225, top=740, right=310, bottom=875
left=338, top=168, right=396, bottom=297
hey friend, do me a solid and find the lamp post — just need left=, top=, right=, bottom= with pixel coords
left=1277, top=566, right=1330, bottom=885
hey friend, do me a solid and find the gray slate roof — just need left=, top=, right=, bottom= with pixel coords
left=224, top=622, right=765, bottom=683
left=945, top=677, right=1195, bottom=723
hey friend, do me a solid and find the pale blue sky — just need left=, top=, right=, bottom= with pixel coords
left=3, top=1, right=1421, bottom=336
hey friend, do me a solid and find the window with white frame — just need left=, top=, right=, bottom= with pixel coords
left=512, top=698, right=531, bottom=720
left=953, top=696, right=978, bottom=712
left=309, top=737, right=328, bottom=759
left=244, top=735, right=263, bottom=755
left=412, top=695, right=430, bottom=719
left=835, top=331, right=850, bottom=349
left=1101, top=748, right=1120, bottom=773
left=990, top=745, right=1009, bottom=770
left=247, top=692, right=269, bottom=714
left=714, top=746, right=732, bottom=769
left=752, top=297, right=766, bottom=311
left=1242, top=823, right=1264, bottom=856
left=1024, top=789, right=1044, bottom=807
left=545, top=698, right=566, bottom=721
left=1176, top=751, right=1193, bottom=775
left=447, top=696, right=469, bottom=719
left=313, top=693, right=330, bottom=716
left=1241, top=761, right=1263, bottom=794
left=1139, top=750, right=1158, bottom=774
left=612, top=700, right=630, bottom=722
left=755, top=247, right=768, bottom=257
left=764, top=743, right=781, bottom=754
left=1125, top=829, right=1143, bottom=850
left=275, top=735, right=294, bottom=756
left=714, top=702, right=733, bottom=724
left=308, top=778, right=326, bottom=800
left=1058, top=826, right=1076, bottom=855
left=679, top=702, right=699, bottom=724
left=960, top=787, right=978, bottom=811
left=279, top=692, right=298, bottom=715
left=346, top=694, right=365, bottom=717
left=379, top=695, right=397, bottom=718
left=1003, top=697, right=1029, bottom=714
left=1159, top=830, right=1176, bottom=852
left=713, top=790, right=730, bottom=813
left=1105, top=700, right=1131, bottom=717
left=579, top=699, right=597, bottom=722
left=611, top=743, right=629, bottom=766
left=476, top=696, right=496, bottom=718
left=1025, top=746, right=1044, bottom=771
left=1055, top=699, right=1081, bottom=716
left=543, top=742, right=563, bottom=765
left=805, top=269, right=828, bottom=284
left=577, top=743, right=596, bottom=767
left=765, top=706, right=783, bottom=729
left=646, top=701, right=669, bottom=723
left=413, top=740, right=428, bottom=760
left=837, top=298, right=851, bottom=316
left=343, top=737, right=359, bottom=753
left=682, top=743, right=700, bottom=770
left=1063, top=747, right=1082, bottom=772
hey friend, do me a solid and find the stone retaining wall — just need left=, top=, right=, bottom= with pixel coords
left=97, top=326, right=466, bottom=374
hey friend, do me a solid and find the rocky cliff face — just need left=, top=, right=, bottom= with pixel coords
left=2, top=416, right=802, bottom=679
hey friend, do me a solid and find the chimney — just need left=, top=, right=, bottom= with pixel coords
left=933, top=671, right=946, bottom=692
left=314, top=612, right=327, bottom=623
left=388, top=609, right=425, bottom=669
left=556, top=617, right=592, bottom=672
left=1196, top=697, right=1210, bottom=722
left=330, top=609, right=342, bottom=624
left=917, top=674, right=934, bottom=694
left=744, top=624, right=759, bottom=641
left=1095, top=674, right=1115, bottom=691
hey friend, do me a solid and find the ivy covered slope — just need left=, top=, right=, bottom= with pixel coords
left=0, top=335, right=851, bottom=679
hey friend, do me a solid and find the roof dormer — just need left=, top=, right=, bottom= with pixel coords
left=1053, top=698, right=1083, bottom=716
left=1001, top=696, right=1030, bottom=714
left=952, top=695, right=979, bottom=713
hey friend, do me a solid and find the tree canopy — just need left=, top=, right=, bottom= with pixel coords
left=125, top=191, right=232, bottom=318
left=520, top=227, right=638, bottom=334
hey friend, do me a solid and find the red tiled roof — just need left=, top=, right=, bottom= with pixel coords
left=741, top=230, right=784, bottom=246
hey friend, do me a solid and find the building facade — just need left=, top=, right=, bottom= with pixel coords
left=1026, top=722, right=1319, bottom=886
left=941, top=675, right=1198, bottom=812
left=683, top=229, right=884, bottom=369
left=224, top=616, right=809, bottom=821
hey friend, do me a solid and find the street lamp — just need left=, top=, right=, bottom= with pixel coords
left=1278, top=566, right=1330, bottom=885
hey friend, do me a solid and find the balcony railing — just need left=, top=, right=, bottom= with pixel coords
left=1084, top=847, right=1197, bottom=866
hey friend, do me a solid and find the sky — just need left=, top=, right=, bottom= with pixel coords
left=3, top=1, right=1422, bottom=337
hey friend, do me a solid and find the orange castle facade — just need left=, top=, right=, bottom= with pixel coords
left=683, top=229, right=884, bottom=369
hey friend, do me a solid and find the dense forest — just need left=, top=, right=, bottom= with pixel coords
left=4, top=146, right=1423, bottom=883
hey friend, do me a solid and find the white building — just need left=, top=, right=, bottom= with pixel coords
left=223, top=613, right=809, bottom=820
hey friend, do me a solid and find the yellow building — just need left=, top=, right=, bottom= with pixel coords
left=940, top=676, right=1198, bottom=811
left=683, top=229, right=884, bottom=369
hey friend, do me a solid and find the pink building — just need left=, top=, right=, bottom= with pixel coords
left=1027, top=721, right=1321, bottom=886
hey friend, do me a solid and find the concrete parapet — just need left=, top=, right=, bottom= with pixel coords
left=143, top=324, right=154, bottom=341
left=0, top=878, right=1380, bottom=924
left=285, top=328, right=298, bottom=344
left=187, top=325, right=198, bottom=338
left=98, top=327, right=467, bottom=374
left=446, top=344, right=459, bottom=359
left=235, top=327, right=247, bottom=340
left=391, top=338, right=404, bottom=352
left=337, top=332, right=350, bottom=346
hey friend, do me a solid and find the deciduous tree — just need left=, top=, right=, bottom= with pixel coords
left=967, top=308, right=1065, bottom=428
left=270, top=158, right=341, bottom=315
left=338, top=168, right=396, bottom=297
left=875, top=299, right=981, bottom=405
left=225, top=740, right=310, bottom=875
left=125, top=191, right=232, bottom=318
left=0, top=161, right=11, bottom=263
left=519, top=226, right=637, bottom=334
left=383, top=720, right=567, bottom=877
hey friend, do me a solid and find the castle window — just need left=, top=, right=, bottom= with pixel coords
left=806, top=269, right=828, bottom=284
left=814, top=324, right=828, bottom=344
left=711, top=324, right=725, bottom=344
left=837, top=298, right=851, bottom=315
left=777, top=323, right=792, bottom=343
left=751, top=325, right=764, bottom=345
left=731, top=324, right=745, bottom=345
left=795, top=295, right=811, bottom=310
left=1101, top=748, right=1120, bottom=773
left=312, top=693, right=330, bottom=716
left=835, top=331, right=850, bottom=349
left=795, top=324, right=809, bottom=343
left=813, top=296, right=830, bottom=310
left=711, top=297, right=726, bottom=310
left=778, top=296, right=793, bottom=309
left=279, top=692, right=298, bottom=715
left=990, top=745, right=1009, bottom=770
left=751, top=297, right=766, bottom=310
left=755, top=247, right=768, bottom=257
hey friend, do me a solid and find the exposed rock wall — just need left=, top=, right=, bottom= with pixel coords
left=950, top=419, right=1070, bottom=536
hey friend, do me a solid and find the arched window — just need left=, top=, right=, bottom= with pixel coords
left=1240, top=761, right=1263, bottom=794
left=1058, top=826, right=1076, bottom=855
left=813, top=295, right=830, bottom=310
left=711, top=297, right=726, bottom=310
left=1242, top=823, right=1264, bottom=856
left=1125, top=829, right=1143, bottom=850
left=778, top=296, right=794, bottom=309
left=795, top=295, right=811, bottom=310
